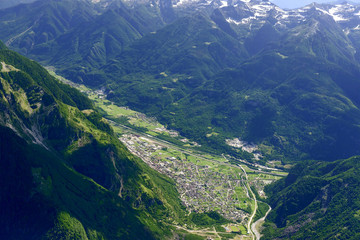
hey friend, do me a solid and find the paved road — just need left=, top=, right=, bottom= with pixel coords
left=239, top=165, right=257, bottom=240
left=110, top=120, right=285, bottom=177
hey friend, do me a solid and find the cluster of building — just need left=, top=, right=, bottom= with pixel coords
left=120, top=134, right=251, bottom=222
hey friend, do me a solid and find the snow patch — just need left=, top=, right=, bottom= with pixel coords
left=328, top=4, right=355, bottom=22
left=252, top=4, right=273, bottom=17
left=316, top=7, right=330, bottom=15
left=220, top=0, right=228, bottom=8
left=226, top=17, right=242, bottom=25
left=173, top=0, right=213, bottom=7
left=332, top=14, right=348, bottom=22
left=173, top=0, right=189, bottom=7
left=241, top=16, right=257, bottom=24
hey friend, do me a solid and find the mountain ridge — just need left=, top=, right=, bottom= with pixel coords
left=2, top=0, right=360, bottom=162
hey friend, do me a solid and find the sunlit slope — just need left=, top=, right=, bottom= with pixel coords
left=0, top=45, right=187, bottom=239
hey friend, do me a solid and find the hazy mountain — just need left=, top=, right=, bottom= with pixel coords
left=270, top=0, right=360, bottom=9
left=0, top=0, right=37, bottom=9
left=0, top=0, right=167, bottom=78
left=2, top=0, right=360, bottom=161
left=102, top=1, right=360, bottom=161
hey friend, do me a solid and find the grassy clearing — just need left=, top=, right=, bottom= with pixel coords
left=240, top=165, right=256, bottom=173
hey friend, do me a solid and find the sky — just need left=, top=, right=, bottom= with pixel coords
left=270, top=0, right=360, bottom=9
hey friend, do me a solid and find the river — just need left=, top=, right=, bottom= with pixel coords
left=251, top=203, right=272, bottom=240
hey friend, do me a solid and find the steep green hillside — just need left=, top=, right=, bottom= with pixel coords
left=0, top=0, right=97, bottom=49
left=0, top=45, right=188, bottom=239
left=263, top=156, right=360, bottom=239
left=58, top=4, right=167, bottom=85
left=0, top=126, right=155, bottom=240
left=0, top=0, right=166, bottom=85
left=103, top=13, right=248, bottom=117
left=165, top=51, right=360, bottom=161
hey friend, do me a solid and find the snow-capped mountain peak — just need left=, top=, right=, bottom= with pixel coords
left=215, top=0, right=360, bottom=31
left=96, top=0, right=360, bottom=33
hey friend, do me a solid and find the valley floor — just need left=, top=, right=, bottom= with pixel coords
left=108, top=108, right=282, bottom=240
left=52, top=72, right=286, bottom=239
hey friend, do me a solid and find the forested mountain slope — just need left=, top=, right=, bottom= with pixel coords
left=263, top=156, right=360, bottom=239
left=0, top=43, right=187, bottom=239
left=103, top=7, right=360, bottom=161
left=2, top=0, right=360, bottom=162
left=0, top=0, right=167, bottom=84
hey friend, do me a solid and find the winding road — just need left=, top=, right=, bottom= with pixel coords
left=239, top=165, right=257, bottom=240
left=240, top=163, right=272, bottom=240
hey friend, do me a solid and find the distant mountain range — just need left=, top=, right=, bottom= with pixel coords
left=270, top=0, right=360, bottom=9
left=0, top=0, right=37, bottom=9
left=2, top=0, right=360, bottom=161
left=1, top=0, right=360, bottom=10
left=327, top=0, right=360, bottom=5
